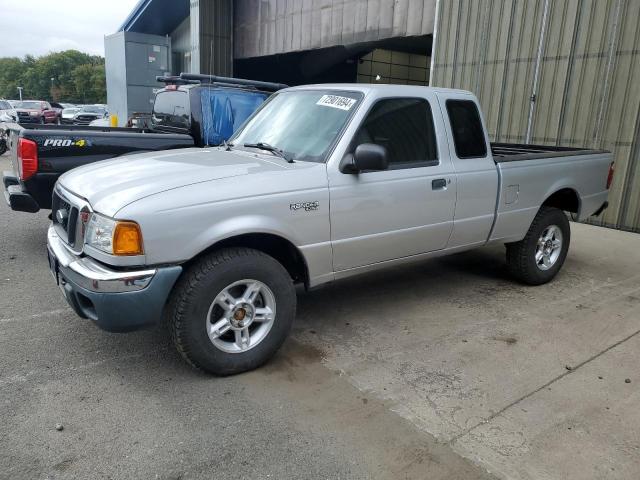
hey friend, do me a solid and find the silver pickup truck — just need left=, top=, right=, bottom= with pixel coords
left=47, top=84, right=613, bottom=375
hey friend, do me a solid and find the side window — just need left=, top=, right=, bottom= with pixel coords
left=353, top=98, right=438, bottom=168
left=446, top=99, right=487, bottom=158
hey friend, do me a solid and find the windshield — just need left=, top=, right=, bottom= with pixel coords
left=80, top=106, right=105, bottom=113
left=231, top=90, right=362, bottom=163
left=17, top=101, right=42, bottom=109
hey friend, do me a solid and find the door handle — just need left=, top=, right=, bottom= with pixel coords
left=432, top=178, right=447, bottom=190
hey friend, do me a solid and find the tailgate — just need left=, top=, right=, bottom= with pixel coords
left=5, top=123, right=22, bottom=177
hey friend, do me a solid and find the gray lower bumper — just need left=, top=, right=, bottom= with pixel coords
left=47, top=225, right=182, bottom=332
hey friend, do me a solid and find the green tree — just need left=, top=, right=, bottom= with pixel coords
left=0, top=58, right=24, bottom=100
left=0, top=50, right=106, bottom=104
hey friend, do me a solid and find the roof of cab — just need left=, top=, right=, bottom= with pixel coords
left=284, top=83, right=473, bottom=97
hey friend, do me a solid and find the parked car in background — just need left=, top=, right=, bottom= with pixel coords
left=45, top=84, right=613, bottom=375
left=3, top=74, right=282, bottom=213
left=61, top=107, right=81, bottom=124
left=0, top=99, right=16, bottom=155
left=8, top=100, right=20, bottom=107
left=59, top=103, right=76, bottom=109
left=72, top=105, right=108, bottom=125
left=89, top=116, right=111, bottom=127
left=0, top=99, right=16, bottom=121
left=50, top=102, right=65, bottom=118
left=13, top=100, right=59, bottom=124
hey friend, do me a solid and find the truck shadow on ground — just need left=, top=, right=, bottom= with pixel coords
left=111, top=246, right=519, bottom=377
left=296, top=246, right=516, bottom=317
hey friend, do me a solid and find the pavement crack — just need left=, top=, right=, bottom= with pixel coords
left=449, top=325, right=640, bottom=444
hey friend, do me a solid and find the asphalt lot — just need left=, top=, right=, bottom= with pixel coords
left=1, top=152, right=640, bottom=479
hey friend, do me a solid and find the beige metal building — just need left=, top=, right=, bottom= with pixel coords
left=431, top=0, right=640, bottom=232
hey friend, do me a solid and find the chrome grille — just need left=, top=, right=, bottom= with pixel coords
left=74, top=115, right=96, bottom=124
left=16, top=111, right=36, bottom=123
left=51, top=187, right=91, bottom=252
left=52, top=190, right=76, bottom=245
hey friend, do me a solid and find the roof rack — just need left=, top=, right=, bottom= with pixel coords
left=155, top=75, right=199, bottom=85
left=179, top=73, right=288, bottom=92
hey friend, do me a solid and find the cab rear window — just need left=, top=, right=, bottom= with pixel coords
left=152, top=91, right=190, bottom=130
left=446, top=100, right=487, bottom=159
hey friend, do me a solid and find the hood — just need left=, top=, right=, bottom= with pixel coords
left=15, top=108, right=40, bottom=113
left=59, top=147, right=290, bottom=216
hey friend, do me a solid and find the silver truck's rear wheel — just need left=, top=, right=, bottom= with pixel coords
left=534, top=225, right=563, bottom=271
left=506, top=207, right=570, bottom=285
left=168, top=248, right=296, bottom=375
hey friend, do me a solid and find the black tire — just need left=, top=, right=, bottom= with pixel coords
left=0, top=141, right=6, bottom=156
left=506, top=206, right=570, bottom=285
left=167, top=247, right=296, bottom=375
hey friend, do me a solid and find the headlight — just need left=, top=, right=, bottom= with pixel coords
left=85, top=213, right=144, bottom=256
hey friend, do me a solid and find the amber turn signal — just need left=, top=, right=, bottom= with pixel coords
left=113, top=221, right=144, bottom=255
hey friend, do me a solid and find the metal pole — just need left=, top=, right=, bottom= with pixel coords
left=525, top=0, right=551, bottom=144
left=474, top=1, right=492, bottom=96
left=593, top=0, right=623, bottom=147
left=429, top=0, right=442, bottom=86
left=17, top=86, right=23, bottom=100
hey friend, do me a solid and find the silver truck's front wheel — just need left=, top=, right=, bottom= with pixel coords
left=167, top=248, right=296, bottom=375
left=207, top=279, right=276, bottom=353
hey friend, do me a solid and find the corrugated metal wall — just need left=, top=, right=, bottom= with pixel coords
left=234, top=0, right=437, bottom=59
left=431, top=0, right=640, bottom=232
left=191, top=0, right=233, bottom=75
left=357, top=49, right=430, bottom=85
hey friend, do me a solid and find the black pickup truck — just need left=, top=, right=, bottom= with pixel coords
left=2, top=74, right=285, bottom=213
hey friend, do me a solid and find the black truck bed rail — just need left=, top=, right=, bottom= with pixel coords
left=491, top=142, right=609, bottom=162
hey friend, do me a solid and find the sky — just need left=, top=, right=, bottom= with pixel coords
left=0, top=0, right=140, bottom=58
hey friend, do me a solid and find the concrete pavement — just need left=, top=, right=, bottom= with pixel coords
left=1, top=153, right=639, bottom=479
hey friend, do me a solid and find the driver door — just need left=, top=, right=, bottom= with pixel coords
left=328, top=95, right=456, bottom=271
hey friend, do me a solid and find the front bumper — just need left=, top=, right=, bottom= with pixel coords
left=16, top=116, right=40, bottom=124
left=47, top=225, right=182, bottom=332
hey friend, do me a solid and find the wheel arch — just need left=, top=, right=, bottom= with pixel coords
left=541, top=187, right=581, bottom=215
left=187, top=232, right=310, bottom=288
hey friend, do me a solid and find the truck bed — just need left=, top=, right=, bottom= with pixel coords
left=491, top=142, right=608, bottom=162
left=3, top=122, right=194, bottom=211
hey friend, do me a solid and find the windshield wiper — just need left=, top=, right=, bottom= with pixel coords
left=222, top=139, right=233, bottom=151
left=243, top=142, right=293, bottom=163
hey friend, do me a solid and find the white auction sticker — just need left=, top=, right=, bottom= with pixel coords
left=316, top=94, right=356, bottom=111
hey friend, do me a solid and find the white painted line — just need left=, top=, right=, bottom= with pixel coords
left=0, top=308, right=71, bottom=324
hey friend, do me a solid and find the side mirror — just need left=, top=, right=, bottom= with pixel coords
left=339, top=143, right=388, bottom=174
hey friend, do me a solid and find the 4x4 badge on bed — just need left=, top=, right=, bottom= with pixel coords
left=290, top=201, right=319, bottom=212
